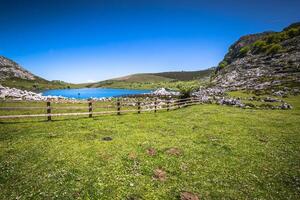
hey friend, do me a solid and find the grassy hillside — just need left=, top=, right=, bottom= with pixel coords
left=0, top=95, right=299, bottom=199
left=112, top=74, right=173, bottom=82
left=153, top=68, right=214, bottom=81
left=86, top=69, right=214, bottom=90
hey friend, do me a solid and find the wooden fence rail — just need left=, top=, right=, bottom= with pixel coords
left=0, top=97, right=202, bottom=120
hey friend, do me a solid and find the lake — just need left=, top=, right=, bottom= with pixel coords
left=42, top=88, right=152, bottom=99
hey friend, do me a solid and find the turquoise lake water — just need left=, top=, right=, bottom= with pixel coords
left=42, top=88, right=152, bottom=99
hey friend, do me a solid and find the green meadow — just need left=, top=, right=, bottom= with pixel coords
left=0, top=95, right=300, bottom=199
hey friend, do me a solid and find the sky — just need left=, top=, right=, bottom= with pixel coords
left=0, top=0, right=300, bottom=83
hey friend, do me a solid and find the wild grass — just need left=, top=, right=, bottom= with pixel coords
left=0, top=96, right=299, bottom=199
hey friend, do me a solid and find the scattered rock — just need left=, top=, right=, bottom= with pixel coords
left=273, top=90, right=288, bottom=97
left=217, top=97, right=244, bottom=108
left=102, top=136, right=113, bottom=141
left=263, top=97, right=281, bottom=102
left=279, top=103, right=293, bottom=110
left=0, top=84, right=66, bottom=101
left=152, top=88, right=180, bottom=96
left=166, top=147, right=182, bottom=156
left=180, top=192, right=200, bottom=200
left=153, top=168, right=167, bottom=181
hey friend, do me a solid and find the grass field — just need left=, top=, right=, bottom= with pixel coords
left=0, top=96, right=300, bottom=199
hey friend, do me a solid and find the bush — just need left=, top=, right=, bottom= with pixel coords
left=239, top=46, right=250, bottom=57
left=266, top=44, right=283, bottom=55
left=286, top=28, right=300, bottom=38
left=252, top=40, right=268, bottom=53
left=218, top=61, right=228, bottom=69
left=177, top=84, right=198, bottom=99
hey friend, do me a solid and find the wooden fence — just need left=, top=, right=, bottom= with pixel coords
left=0, top=97, right=202, bottom=120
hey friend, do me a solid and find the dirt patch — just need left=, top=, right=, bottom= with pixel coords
left=102, top=136, right=113, bottom=141
left=153, top=168, right=167, bottom=181
left=180, top=192, right=199, bottom=200
left=128, top=152, right=137, bottom=160
left=146, top=148, right=156, bottom=156
left=166, top=147, right=182, bottom=156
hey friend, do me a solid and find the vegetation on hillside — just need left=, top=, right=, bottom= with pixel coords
left=237, top=24, right=300, bottom=57
left=86, top=69, right=214, bottom=90
left=153, top=69, right=214, bottom=81
left=216, top=22, right=300, bottom=71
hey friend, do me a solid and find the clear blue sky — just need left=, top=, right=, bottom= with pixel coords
left=0, top=0, right=299, bottom=83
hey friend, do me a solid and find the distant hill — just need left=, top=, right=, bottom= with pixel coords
left=212, top=22, right=300, bottom=91
left=0, top=55, right=77, bottom=91
left=112, top=73, right=173, bottom=82
left=87, top=68, right=214, bottom=88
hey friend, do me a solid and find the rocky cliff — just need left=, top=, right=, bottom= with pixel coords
left=212, top=22, right=300, bottom=92
left=0, top=55, right=39, bottom=81
left=0, top=55, right=76, bottom=91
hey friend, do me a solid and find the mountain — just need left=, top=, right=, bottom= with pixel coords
left=0, top=55, right=76, bottom=91
left=211, top=22, right=300, bottom=92
left=0, top=55, right=41, bottom=81
left=87, top=68, right=214, bottom=88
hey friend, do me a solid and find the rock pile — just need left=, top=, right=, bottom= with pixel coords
left=0, top=85, right=64, bottom=101
left=152, top=88, right=180, bottom=96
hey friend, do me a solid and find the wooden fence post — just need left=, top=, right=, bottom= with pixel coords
left=47, top=101, right=51, bottom=121
left=117, top=99, right=121, bottom=115
left=167, top=99, right=170, bottom=111
left=154, top=98, right=157, bottom=113
left=177, top=99, right=180, bottom=109
left=137, top=101, right=141, bottom=114
left=88, top=101, right=92, bottom=118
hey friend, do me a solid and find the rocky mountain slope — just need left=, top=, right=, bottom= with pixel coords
left=0, top=56, right=39, bottom=81
left=212, top=22, right=300, bottom=93
left=0, top=55, right=78, bottom=91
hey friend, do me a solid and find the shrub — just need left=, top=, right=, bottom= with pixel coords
left=252, top=40, right=268, bottom=53
left=177, top=84, right=198, bottom=99
left=286, top=28, right=300, bottom=38
left=239, top=46, right=250, bottom=57
left=266, top=44, right=283, bottom=55
left=218, top=61, right=228, bottom=69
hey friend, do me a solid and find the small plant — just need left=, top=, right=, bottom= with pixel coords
left=252, top=40, right=268, bottom=53
left=286, top=27, right=300, bottom=38
left=177, top=84, right=198, bottom=99
left=239, top=46, right=250, bottom=57
left=266, top=44, right=283, bottom=55
left=218, top=61, right=228, bottom=69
